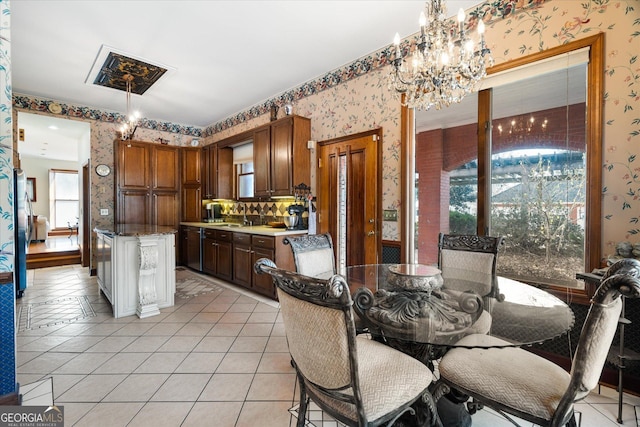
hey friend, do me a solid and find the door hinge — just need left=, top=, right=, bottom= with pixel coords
left=318, top=158, right=322, bottom=168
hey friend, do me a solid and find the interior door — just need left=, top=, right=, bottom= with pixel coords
left=318, top=129, right=381, bottom=271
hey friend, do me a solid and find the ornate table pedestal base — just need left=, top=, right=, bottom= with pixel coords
left=136, top=236, right=160, bottom=319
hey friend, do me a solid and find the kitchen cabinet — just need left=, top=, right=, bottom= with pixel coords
left=116, top=141, right=180, bottom=228
left=232, top=232, right=253, bottom=288
left=181, top=147, right=203, bottom=222
left=251, top=235, right=276, bottom=297
left=231, top=230, right=298, bottom=298
left=202, top=144, right=233, bottom=199
left=181, top=147, right=202, bottom=185
left=202, top=228, right=232, bottom=281
left=253, top=115, right=311, bottom=198
left=180, top=225, right=202, bottom=271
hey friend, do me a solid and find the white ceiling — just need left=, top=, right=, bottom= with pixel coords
left=11, top=0, right=479, bottom=161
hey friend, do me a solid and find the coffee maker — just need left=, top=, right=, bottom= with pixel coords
left=205, top=203, right=223, bottom=223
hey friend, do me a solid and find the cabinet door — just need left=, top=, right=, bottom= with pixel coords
left=253, top=126, right=271, bottom=197
left=118, top=141, right=149, bottom=190
left=153, top=192, right=179, bottom=227
left=182, top=148, right=202, bottom=185
left=217, top=147, right=234, bottom=200
left=202, top=236, right=217, bottom=275
left=186, top=228, right=202, bottom=271
left=203, top=146, right=215, bottom=199
left=181, top=185, right=202, bottom=222
left=233, top=243, right=252, bottom=288
left=118, top=189, right=150, bottom=224
left=252, top=247, right=276, bottom=297
left=152, top=145, right=180, bottom=190
left=216, top=241, right=233, bottom=281
left=270, top=118, right=293, bottom=196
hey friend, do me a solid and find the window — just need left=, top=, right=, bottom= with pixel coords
left=407, top=34, right=603, bottom=296
left=49, top=169, right=79, bottom=229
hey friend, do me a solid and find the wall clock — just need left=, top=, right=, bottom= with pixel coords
left=95, top=164, right=111, bottom=177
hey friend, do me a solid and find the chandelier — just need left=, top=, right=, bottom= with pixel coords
left=389, top=0, right=493, bottom=111
left=120, top=74, right=140, bottom=140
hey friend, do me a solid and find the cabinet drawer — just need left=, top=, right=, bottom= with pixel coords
left=203, top=229, right=216, bottom=239
left=252, top=235, right=274, bottom=249
left=233, top=232, right=251, bottom=246
left=215, top=229, right=232, bottom=242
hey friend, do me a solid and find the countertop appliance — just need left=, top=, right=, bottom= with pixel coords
left=205, top=203, right=223, bottom=223
left=287, top=204, right=307, bottom=230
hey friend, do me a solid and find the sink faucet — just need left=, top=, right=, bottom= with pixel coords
left=238, top=202, right=251, bottom=226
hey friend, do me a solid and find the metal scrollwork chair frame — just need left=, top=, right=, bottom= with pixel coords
left=435, top=258, right=640, bottom=427
left=254, top=258, right=442, bottom=427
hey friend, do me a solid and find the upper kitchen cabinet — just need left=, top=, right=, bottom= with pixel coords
left=181, top=147, right=202, bottom=185
left=253, top=115, right=311, bottom=198
left=202, top=144, right=233, bottom=200
left=117, top=141, right=149, bottom=190
left=181, top=147, right=203, bottom=222
left=115, top=140, right=180, bottom=227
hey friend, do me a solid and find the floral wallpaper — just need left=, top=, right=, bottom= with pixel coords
left=7, top=0, right=640, bottom=265
left=0, top=0, right=12, bottom=274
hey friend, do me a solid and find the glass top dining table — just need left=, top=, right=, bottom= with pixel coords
left=347, top=264, right=575, bottom=350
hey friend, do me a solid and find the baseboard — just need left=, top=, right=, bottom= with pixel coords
left=0, top=389, right=21, bottom=406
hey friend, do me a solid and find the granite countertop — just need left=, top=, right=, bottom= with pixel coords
left=94, top=224, right=178, bottom=237
left=180, top=222, right=309, bottom=237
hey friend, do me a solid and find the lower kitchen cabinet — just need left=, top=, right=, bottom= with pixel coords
left=251, top=235, right=276, bottom=297
left=202, top=229, right=233, bottom=281
left=180, top=226, right=202, bottom=271
left=180, top=224, right=302, bottom=300
left=232, top=233, right=253, bottom=288
left=232, top=231, right=299, bottom=298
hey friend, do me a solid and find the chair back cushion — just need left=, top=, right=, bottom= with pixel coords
left=277, top=288, right=352, bottom=389
left=295, top=248, right=336, bottom=279
left=571, top=298, right=622, bottom=391
left=285, top=233, right=337, bottom=279
left=440, top=249, right=495, bottom=274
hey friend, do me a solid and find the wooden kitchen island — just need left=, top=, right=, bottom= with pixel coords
left=95, top=225, right=177, bottom=318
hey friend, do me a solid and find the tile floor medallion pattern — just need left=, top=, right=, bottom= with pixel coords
left=17, top=296, right=95, bottom=332
left=175, top=267, right=224, bottom=299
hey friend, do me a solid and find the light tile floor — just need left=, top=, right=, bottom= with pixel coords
left=14, top=265, right=640, bottom=426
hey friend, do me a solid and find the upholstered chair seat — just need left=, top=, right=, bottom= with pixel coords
left=439, top=334, right=571, bottom=421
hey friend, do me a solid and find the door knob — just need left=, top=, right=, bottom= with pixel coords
left=367, top=230, right=375, bottom=236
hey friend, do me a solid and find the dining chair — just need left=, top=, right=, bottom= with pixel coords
left=438, top=233, right=504, bottom=337
left=283, top=233, right=336, bottom=280
left=437, top=233, right=504, bottom=276
left=254, top=258, right=442, bottom=427
left=435, top=258, right=640, bottom=427
left=283, top=233, right=366, bottom=334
